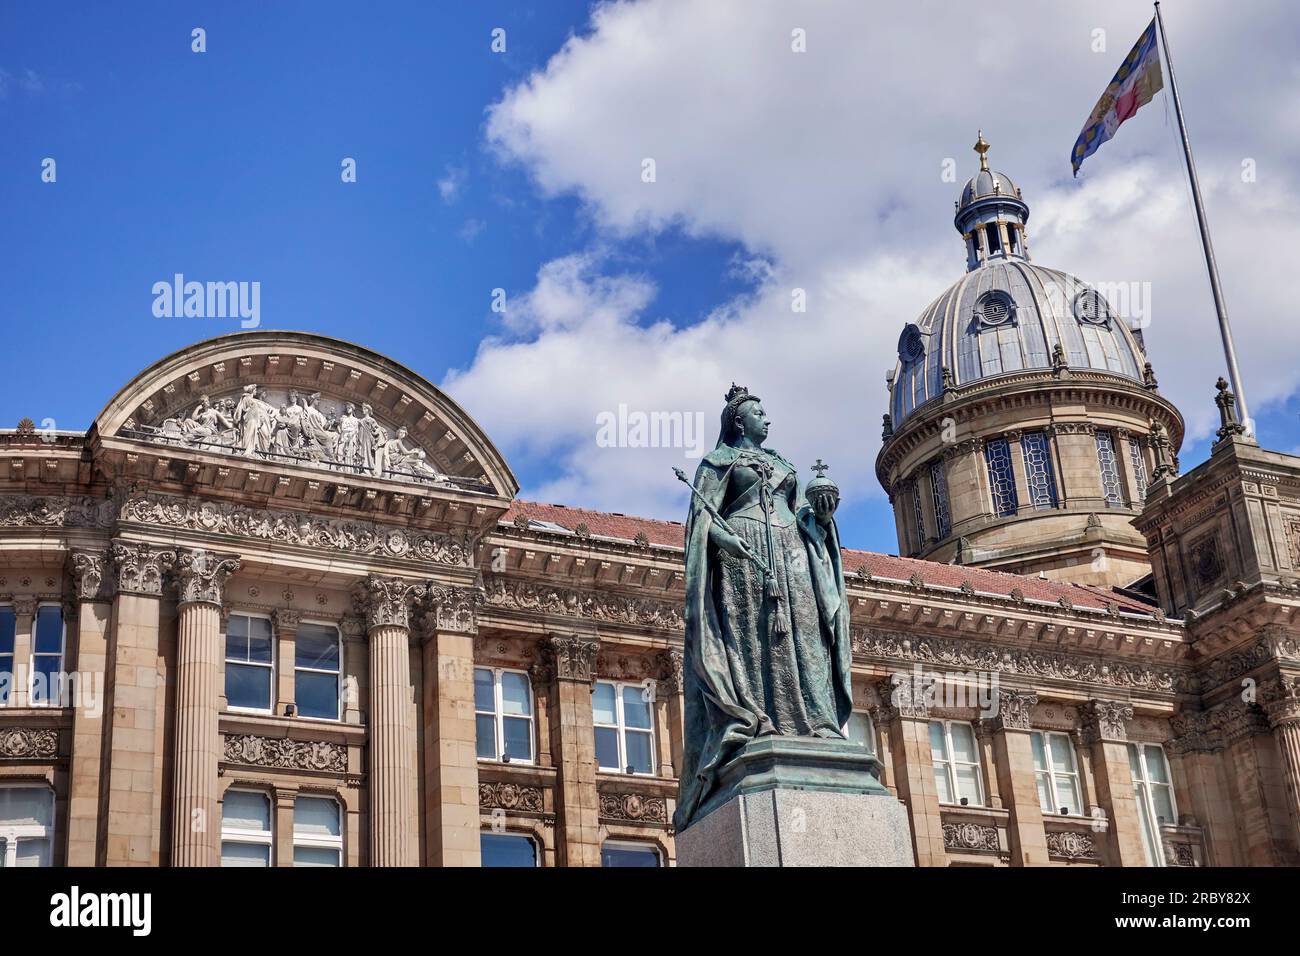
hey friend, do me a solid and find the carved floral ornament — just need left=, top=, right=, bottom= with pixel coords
left=478, top=781, right=545, bottom=814
left=597, top=789, right=669, bottom=825
left=111, top=540, right=176, bottom=596
left=942, top=822, right=1000, bottom=852
left=174, top=548, right=242, bottom=607
left=1046, top=830, right=1098, bottom=860
left=351, top=575, right=484, bottom=633
left=0, top=727, right=59, bottom=759
left=122, top=380, right=492, bottom=493
left=482, top=574, right=685, bottom=631
left=223, top=733, right=346, bottom=773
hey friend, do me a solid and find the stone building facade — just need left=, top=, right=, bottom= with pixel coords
left=0, top=328, right=1296, bottom=868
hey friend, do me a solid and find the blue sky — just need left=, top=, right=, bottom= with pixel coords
left=3, top=0, right=1299, bottom=556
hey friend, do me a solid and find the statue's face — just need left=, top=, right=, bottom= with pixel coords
left=736, top=401, right=769, bottom=444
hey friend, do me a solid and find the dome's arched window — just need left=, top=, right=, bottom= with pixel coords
left=1020, top=431, right=1059, bottom=510
left=984, top=438, right=1019, bottom=518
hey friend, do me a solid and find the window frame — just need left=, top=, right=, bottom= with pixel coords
left=224, top=611, right=276, bottom=715
left=1129, top=437, right=1148, bottom=506
left=1095, top=429, right=1125, bottom=508
left=911, top=479, right=927, bottom=554
left=1031, top=730, right=1083, bottom=816
left=593, top=679, right=657, bottom=777
left=0, top=784, right=55, bottom=868
left=474, top=666, right=536, bottom=765
left=929, top=719, right=985, bottom=808
left=984, top=437, right=1019, bottom=517
left=28, top=603, right=67, bottom=708
left=292, top=794, right=343, bottom=867
left=1129, top=742, right=1177, bottom=867
left=479, top=830, right=539, bottom=868
left=1020, top=430, right=1059, bottom=511
left=928, top=459, right=951, bottom=540
left=0, top=604, right=15, bottom=708
left=293, top=619, right=343, bottom=722
left=600, top=839, right=663, bottom=868
left=220, top=788, right=274, bottom=867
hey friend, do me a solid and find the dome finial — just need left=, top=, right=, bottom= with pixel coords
left=974, top=130, right=991, bottom=172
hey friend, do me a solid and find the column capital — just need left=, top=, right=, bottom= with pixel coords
left=988, top=688, right=1038, bottom=732
left=69, top=549, right=115, bottom=602
left=537, top=633, right=600, bottom=683
left=873, top=673, right=930, bottom=722
left=656, top=648, right=684, bottom=695
left=353, top=575, right=427, bottom=631
left=419, top=583, right=485, bottom=636
left=110, top=539, right=177, bottom=597
left=272, top=607, right=302, bottom=632
left=174, top=548, right=242, bottom=608
left=1261, top=675, right=1300, bottom=727
left=1080, top=699, right=1134, bottom=745
left=11, top=596, right=37, bottom=619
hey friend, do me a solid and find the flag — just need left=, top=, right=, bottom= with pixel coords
left=1071, top=19, right=1164, bottom=176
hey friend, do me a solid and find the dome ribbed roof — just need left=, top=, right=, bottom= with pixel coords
left=959, top=168, right=1021, bottom=210
left=889, top=260, right=1146, bottom=425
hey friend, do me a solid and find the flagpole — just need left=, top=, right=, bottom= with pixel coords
left=1153, top=1, right=1252, bottom=431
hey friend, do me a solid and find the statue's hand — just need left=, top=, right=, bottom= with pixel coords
left=810, top=489, right=839, bottom=525
left=711, top=527, right=754, bottom=561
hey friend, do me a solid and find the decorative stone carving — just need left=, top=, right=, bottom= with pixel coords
left=0, top=495, right=115, bottom=529
left=111, top=540, right=177, bottom=596
left=482, top=575, right=684, bottom=631
left=1046, top=830, right=1097, bottom=860
left=222, top=733, right=347, bottom=772
left=851, top=627, right=1181, bottom=694
left=1168, top=700, right=1275, bottom=754
left=353, top=575, right=427, bottom=631
left=991, top=689, right=1038, bottom=732
left=423, top=584, right=484, bottom=634
left=1188, top=532, right=1224, bottom=589
left=128, top=386, right=481, bottom=490
left=598, top=788, right=669, bottom=824
left=478, top=781, right=545, bottom=813
left=11, top=596, right=37, bottom=618
left=874, top=674, right=929, bottom=721
left=69, top=550, right=113, bottom=602
left=119, top=493, right=472, bottom=566
left=1080, top=699, right=1134, bottom=745
left=541, top=634, right=600, bottom=682
left=942, top=822, right=1000, bottom=852
left=174, top=548, right=241, bottom=607
left=657, top=648, right=684, bottom=695
left=273, top=608, right=302, bottom=632
left=1169, top=842, right=1196, bottom=867
left=0, top=727, right=59, bottom=759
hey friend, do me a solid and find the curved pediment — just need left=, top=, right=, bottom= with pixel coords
left=91, top=331, right=519, bottom=498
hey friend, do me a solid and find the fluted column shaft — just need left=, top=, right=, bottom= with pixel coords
left=170, top=548, right=240, bottom=867
left=1268, top=706, right=1300, bottom=851
left=369, top=622, right=417, bottom=866
left=171, top=600, right=223, bottom=866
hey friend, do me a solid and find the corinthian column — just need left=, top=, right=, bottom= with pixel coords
left=1264, top=676, right=1300, bottom=850
left=171, top=548, right=241, bottom=867
left=539, top=633, right=601, bottom=867
left=355, top=575, right=427, bottom=867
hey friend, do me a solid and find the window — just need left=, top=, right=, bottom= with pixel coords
left=1020, top=431, right=1058, bottom=510
left=221, top=790, right=272, bottom=867
left=984, top=438, right=1019, bottom=517
left=601, top=841, right=662, bottom=867
left=29, top=605, right=66, bottom=706
left=480, top=832, right=537, bottom=867
left=1129, top=743, right=1176, bottom=867
left=293, top=796, right=342, bottom=867
left=1031, top=731, right=1082, bottom=815
left=594, top=681, right=655, bottom=775
left=928, top=460, right=951, bottom=540
left=474, top=667, right=534, bottom=763
left=295, top=623, right=341, bottom=720
left=1007, top=225, right=1019, bottom=255
left=0, top=606, right=14, bottom=706
left=985, top=223, right=1001, bottom=254
left=846, top=711, right=876, bottom=756
left=1096, top=430, right=1124, bottom=507
left=929, top=720, right=984, bottom=807
left=911, top=481, right=926, bottom=554
left=1129, top=438, right=1148, bottom=506
left=0, top=786, right=54, bottom=867
left=225, top=613, right=274, bottom=712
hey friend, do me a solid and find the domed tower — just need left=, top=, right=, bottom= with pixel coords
left=876, top=134, right=1184, bottom=588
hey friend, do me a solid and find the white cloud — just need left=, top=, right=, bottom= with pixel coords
left=454, top=0, right=1300, bottom=520
left=437, top=164, right=466, bottom=202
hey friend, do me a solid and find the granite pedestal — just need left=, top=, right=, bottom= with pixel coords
left=676, top=736, right=915, bottom=867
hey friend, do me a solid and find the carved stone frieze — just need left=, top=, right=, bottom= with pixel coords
left=0, top=495, right=115, bottom=529
left=1046, top=830, right=1098, bottom=860
left=942, top=822, right=1000, bottom=852
left=69, top=550, right=114, bottom=602
left=111, top=540, right=177, bottom=596
left=1169, top=700, right=1270, bottom=753
left=478, top=781, right=545, bottom=813
left=482, top=575, right=684, bottom=631
left=0, top=727, right=59, bottom=759
left=222, top=733, right=347, bottom=773
left=851, top=627, right=1182, bottom=694
left=1080, top=699, right=1134, bottom=745
left=174, top=548, right=242, bottom=607
left=119, top=493, right=472, bottom=566
left=598, top=788, right=669, bottom=825
left=353, top=575, right=428, bottom=631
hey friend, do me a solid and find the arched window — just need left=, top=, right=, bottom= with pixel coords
left=601, top=841, right=662, bottom=868
left=481, top=832, right=538, bottom=867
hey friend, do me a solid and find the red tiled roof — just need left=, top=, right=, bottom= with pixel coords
left=503, top=500, right=1159, bottom=617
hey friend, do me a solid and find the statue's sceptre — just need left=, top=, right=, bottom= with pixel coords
left=673, top=466, right=787, bottom=634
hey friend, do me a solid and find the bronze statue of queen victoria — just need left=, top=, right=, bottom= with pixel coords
left=674, top=384, right=854, bottom=830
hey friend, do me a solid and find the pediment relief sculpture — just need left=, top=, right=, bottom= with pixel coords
left=124, top=385, right=486, bottom=491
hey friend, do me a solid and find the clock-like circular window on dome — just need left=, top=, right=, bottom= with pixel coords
left=975, top=292, right=1015, bottom=328
left=898, top=324, right=925, bottom=364
left=1074, top=289, right=1110, bottom=325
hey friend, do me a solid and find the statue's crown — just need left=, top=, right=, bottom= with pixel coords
left=724, top=383, right=756, bottom=415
